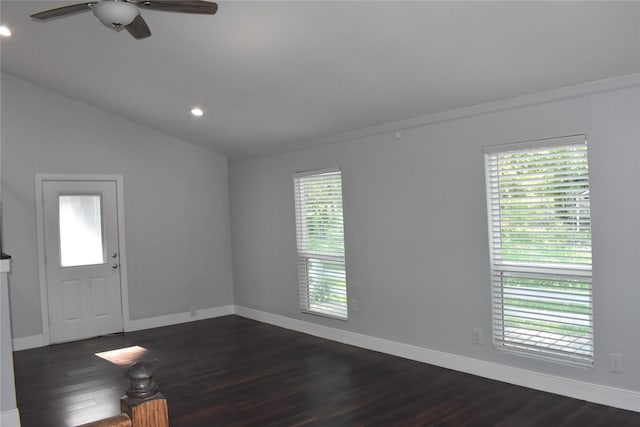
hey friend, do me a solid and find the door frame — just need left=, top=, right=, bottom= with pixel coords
left=35, top=174, right=130, bottom=346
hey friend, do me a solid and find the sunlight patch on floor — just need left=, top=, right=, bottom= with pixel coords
left=95, top=345, right=149, bottom=366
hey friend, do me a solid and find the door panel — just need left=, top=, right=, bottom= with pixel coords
left=62, top=280, right=81, bottom=321
left=42, top=180, right=123, bottom=343
left=90, top=277, right=108, bottom=317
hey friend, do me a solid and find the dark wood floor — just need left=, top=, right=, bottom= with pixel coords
left=13, top=315, right=640, bottom=427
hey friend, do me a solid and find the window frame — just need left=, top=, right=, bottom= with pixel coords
left=484, top=135, right=594, bottom=367
left=293, top=167, right=348, bottom=320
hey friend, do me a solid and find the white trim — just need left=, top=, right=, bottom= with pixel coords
left=0, top=409, right=21, bottom=427
left=34, top=174, right=129, bottom=346
left=234, top=73, right=640, bottom=160
left=234, top=306, right=640, bottom=413
left=114, top=176, right=131, bottom=331
left=125, top=305, right=234, bottom=332
left=293, top=166, right=341, bottom=178
left=12, top=334, right=46, bottom=351
left=14, top=306, right=235, bottom=348
left=483, top=134, right=586, bottom=154
left=0, top=258, right=10, bottom=273
left=34, top=176, right=50, bottom=345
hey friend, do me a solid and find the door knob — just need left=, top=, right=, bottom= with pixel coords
left=112, top=252, right=118, bottom=258
left=112, top=263, right=119, bottom=269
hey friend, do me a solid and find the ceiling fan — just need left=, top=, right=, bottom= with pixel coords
left=30, top=0, right=218, bottom=39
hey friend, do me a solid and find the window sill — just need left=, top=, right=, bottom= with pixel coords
left=302, top=309, right=348, bottom=322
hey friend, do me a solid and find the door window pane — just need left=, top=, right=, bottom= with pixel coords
left=59, top=195, right=104, bottom=267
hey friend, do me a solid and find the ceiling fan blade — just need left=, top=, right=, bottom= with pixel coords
left=126, top=14, right=152, bottom=39
left=30, top=2, right=95, bottom=20
left=134, top=1, right=217, bottom=14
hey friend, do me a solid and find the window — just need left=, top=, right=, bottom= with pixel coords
left=294, top=168, right=347, bottom=319
left=59, top=194, right=104, bottom=267
left=484, top=135, right=593, bottom=366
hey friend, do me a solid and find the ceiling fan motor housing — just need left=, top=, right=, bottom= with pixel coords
left=93, top=1, right=139, bottom=29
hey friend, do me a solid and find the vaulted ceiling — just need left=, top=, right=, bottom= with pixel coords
left=1, top=1, right=639, bottom=158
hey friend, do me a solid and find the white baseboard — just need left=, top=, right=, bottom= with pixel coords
left=125, top=305, right=234, bottom=332
left=12, top=334, right=45, bottom=351
left=1, top=409, right=21, bottom=427
left=13, top=305, right=235, bottom=350
left=234, top=306, right=640, bottom=413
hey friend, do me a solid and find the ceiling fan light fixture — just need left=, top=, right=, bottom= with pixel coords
left=93, top=1, right=139, bottom=29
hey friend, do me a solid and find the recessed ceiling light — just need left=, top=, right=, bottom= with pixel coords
left=190, top=107, right=204, bottom=117
left=0, top=26, right=12, bottom=37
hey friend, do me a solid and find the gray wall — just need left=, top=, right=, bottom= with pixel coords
left=1, top=73, right=234, bottom=339
left=230, top=82, right=640, bottom=391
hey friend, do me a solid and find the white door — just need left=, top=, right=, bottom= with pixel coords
left=42, top=180, right=123, bottom=343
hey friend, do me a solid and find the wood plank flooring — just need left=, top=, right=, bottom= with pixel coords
left=13, top=315, right=640, bottom=426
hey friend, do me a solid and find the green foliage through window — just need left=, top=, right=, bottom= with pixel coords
left=485, top=137, right=593, bottom=366
left=295, top=169, right=347, bottom=319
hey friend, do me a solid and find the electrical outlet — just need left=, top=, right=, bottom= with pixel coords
left=189, top=306, right=197, bottom=317
left=609, top=353, right=623, bottom=373
left=472, top=328, right=483, bottom=345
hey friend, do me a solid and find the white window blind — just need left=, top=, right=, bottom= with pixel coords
left=294, top=168, right=347, bottom=319
left=484, top=135, right=593, bottom=366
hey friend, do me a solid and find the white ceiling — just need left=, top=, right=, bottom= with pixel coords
left=1, top=1, right=639, bottom=158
